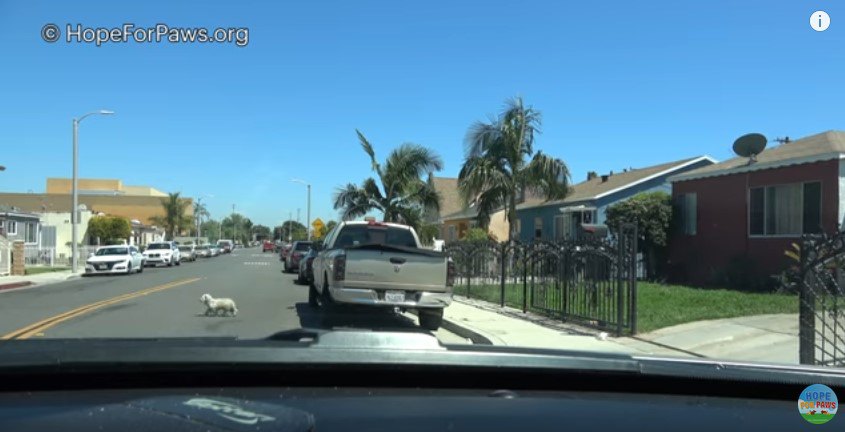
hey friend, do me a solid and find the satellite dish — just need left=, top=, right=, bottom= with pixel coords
left=733, top=133, right=767, bottom=163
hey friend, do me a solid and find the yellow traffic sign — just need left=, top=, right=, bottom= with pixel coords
left=311, top=218, right=325, bottom=231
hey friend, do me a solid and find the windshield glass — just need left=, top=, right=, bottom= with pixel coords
left=1, top=1, right=837, bottom=371
left=95, top=247, right=128, bottom=256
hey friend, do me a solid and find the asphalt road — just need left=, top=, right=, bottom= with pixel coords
left=0, top=247, right=468, bottom=343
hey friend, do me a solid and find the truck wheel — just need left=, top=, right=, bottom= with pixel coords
left=320, top=275, right=336, bottom=312
left=418, top=309, right=444, bottom=331
left=308, top=283, right=319, bottom=308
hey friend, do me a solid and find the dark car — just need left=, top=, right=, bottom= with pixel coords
left=284, top=241, right=312, bottom=273
left=262, top=240, right=275, bottom=252
left=296, top=247, right=319, bottom=285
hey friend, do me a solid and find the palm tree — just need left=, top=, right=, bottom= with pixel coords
left=333, top=130, right=443, bottom=227
left=150, top=192, right=192, bottom=240
left=459, top=97, right=571, bottom=241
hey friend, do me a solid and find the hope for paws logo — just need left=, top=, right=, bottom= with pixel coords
left=799, top=384, right=838, bottom=425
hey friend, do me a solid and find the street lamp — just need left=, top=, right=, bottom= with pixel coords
left=291, top=178, right=311, bottom=240
left=71, top=109, right=114, bottom=273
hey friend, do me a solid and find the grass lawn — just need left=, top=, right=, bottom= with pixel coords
left=456, top=280, right=798, bottom=334
left=24, top=266, right=70, bottom=275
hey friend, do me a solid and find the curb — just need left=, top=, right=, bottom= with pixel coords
left=406, top=309, right=495, bottom=345
left=0, top=281, right=34, bottom=291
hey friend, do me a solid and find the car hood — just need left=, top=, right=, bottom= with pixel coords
left=143, top=249, right=171, bottom=255
left=87, top=255, right=129, bottom=263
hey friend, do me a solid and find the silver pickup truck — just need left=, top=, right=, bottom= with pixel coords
left=310, top=220, right=455, bottom=330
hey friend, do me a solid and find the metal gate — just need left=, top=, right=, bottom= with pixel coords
left=789, top=233, right=845, bottom=367
left=445, top=223, right=638, bottom=335
left=0, top=238, right=10, bottom=276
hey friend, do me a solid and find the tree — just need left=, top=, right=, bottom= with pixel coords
left=325, top=220, right=338, bottom=233
left=150, top=192, right=192, bottom=240
left=459, top=97, right=571, bottom=241
left=333, top=130, right=443, bottom=230
left=87, top=215, right=131, bottom=244
left=604, top=191, right=672, bottom=279
left=252, top=224, right=271, bottom=240
left=221, top=213, right=255, bottom=244
left=278, top=220, right=307, bottom=241
left=462, top=227, right=492, bottom=243
left=201, top=220, right=221, bottom=243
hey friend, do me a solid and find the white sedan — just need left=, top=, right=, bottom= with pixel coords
left=85, top=245, right=145, bottom=275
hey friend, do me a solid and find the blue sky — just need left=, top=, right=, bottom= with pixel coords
left=0, top=1, right=842, bottom=228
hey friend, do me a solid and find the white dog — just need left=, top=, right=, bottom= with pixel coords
left=200, top=293, right=238, bottom=317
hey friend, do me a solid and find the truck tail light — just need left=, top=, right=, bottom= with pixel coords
left=333, top=255, right=346, bottom=281
left=446, top=259, right=455, bottom=287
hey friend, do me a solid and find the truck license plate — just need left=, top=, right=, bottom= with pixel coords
left=385, top=291, right=405, bottom=303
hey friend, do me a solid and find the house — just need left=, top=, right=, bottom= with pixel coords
left=36, top=209, right=94, bottom=261
left=426, top=176, right=465, bottom=240
left=0, top=206, right=42, bottom=246
left=515, top=156, right=716, bottom=242
left=441, top=206, right=510, bottom=242
left=668, top=130, right=845, bottom=287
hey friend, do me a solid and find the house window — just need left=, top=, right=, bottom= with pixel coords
left=447, top=225, right=457, bottom=241
left=534, top=217, right=543, bottom=239
left=6, top=220, right=17, bottom=235
left=676, top=194, right=697, bottom=235
left=24, top=222, right=38, bottom=244
left=749, top=182, right=821, bottom=236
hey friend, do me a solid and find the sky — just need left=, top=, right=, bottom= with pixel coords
left=0, top=0, right=842, bottom=228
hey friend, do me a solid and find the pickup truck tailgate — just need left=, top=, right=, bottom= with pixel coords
left=343, top=247, right=447, bottom=293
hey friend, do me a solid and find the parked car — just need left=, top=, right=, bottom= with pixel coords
left=284, top=241, right=313, bottom=273
left=311, top=220, right=454, bottom=331
left=296, top=247, right=319, bottom=285
left=263, top=240, right=275, bottom=252
left=178, top=245, right=197, bottom=262
left=208, top=245, right=221, bottom=257
left=194, top=245, right=211, bottom=258
left=279, top=243, right=293, bottom=262
left=217, top=239, right=234, bottom=253
left=85, top=245, right=145, bottom=276
left=142, top=241, right=182, bottom=267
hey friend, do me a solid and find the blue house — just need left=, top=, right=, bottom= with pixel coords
left=515, top=156, right=716, bottom=242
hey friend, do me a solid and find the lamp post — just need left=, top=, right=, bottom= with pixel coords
left=291, top=178, right=311, bottom=240
left=71, top=110, right=114, bottom=273
left=195, top=194, right=213, bottom=244
left=232, top=204, right=236, bottom=245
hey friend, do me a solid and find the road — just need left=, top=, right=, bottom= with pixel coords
left=0, top=247, right=468, bottom=344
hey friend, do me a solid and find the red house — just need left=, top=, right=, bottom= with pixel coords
left=668, top=131, right=845, bottom=287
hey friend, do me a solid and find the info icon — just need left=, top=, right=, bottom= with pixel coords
left=810, top=11, right=831, bottom=32
left=798, top=384, right=837, bottom=424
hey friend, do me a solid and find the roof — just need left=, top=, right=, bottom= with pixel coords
left=0, top=205, right=40, bottom=219
left=517, top=156, right=715, bottom=210
left=430, top=176, right=463, bottom=217
left=670, top=131, right=845, bottom=182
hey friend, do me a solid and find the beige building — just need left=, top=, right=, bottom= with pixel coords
left=0, top=178, right=192, bottom=227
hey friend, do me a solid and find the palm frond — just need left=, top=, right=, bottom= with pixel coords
left=356, top=129, right=382, bottom=177
left=523, top=151, right=571, bottom=201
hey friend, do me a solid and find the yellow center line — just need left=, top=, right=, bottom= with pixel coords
left=1, top=277, right=201, bottom=340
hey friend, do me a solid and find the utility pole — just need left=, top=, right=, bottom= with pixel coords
left=232, top=204, right=236, bottom=244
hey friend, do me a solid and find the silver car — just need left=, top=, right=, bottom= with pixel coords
left=178, top=245, right=198, bottom=261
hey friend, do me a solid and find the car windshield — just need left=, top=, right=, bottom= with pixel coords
left=335, top=225, right=416, bottom=248
left=95, top=247, right=128, bottom=256
left=1, top=1, right=838, bottom=373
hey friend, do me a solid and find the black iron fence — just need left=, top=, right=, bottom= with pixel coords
left=445, top=223, right=638, bottom=336
left=786, top=232, right=845, bottom=367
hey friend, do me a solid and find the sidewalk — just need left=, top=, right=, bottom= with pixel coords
left=0, top=270, right=84, bottom=292
left=441, top=296, right=800, bottom=363
left=440, top=296, right=692, bottom=357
